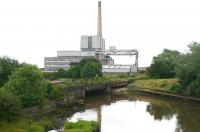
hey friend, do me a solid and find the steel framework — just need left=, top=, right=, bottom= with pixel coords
left=95, top=48, right=139, bottom=75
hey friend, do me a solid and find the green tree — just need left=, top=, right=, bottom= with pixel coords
left=5, top=65, right=47, bottom=107
left=0, top=56, right=20, bottom=86
left=0, top=88, right=21, bottom=121
left=66, top=58, right=102, bottom=79
left=56, top=68, right=68, bottom=78
left=176, top=42, right=200, bottom=96
left=43, top=72, right=57, bottom=80
left=79, top=58, right=99, bottom=67
left=80, top=61, right=102, bottom=78
left=148, top=49, right=181, bottom=78
left=67, top=66, right=80, bottom=78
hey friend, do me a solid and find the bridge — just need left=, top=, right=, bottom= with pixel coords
left=64, top=80, right=130, bottom=97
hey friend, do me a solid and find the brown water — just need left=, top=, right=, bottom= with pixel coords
left=68, top=93, right=200, bottom=132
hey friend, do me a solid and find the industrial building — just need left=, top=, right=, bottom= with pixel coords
left=44, top=1, right=138, bottom=74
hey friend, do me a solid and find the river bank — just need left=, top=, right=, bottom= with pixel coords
left=0, top=75, right=132, bottom=132
left=129, top=76, right=200, bottom=102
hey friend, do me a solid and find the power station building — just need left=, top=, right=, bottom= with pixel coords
left=44, top=1, right=138, bottom=74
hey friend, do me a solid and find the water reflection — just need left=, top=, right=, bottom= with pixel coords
left=146, top=100, right=176, bottom=120
left=68, top=109, right=97, bottom=122
left=68, top=94, right=200, bottom=132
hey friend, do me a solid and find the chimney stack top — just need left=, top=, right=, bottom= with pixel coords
left=98, top=1, right=101, bottom=7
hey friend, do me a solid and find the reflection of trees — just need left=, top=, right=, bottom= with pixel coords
left=175, top=105, right=200, bottom=132
left=146, top=101, right=176, bottom=120
left=146, top=98, right=200, bottom=132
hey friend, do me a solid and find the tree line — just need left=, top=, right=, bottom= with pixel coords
left=147, top=42, right=200, bottom=97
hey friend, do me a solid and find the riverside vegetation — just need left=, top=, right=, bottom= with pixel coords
left=133, top=42, right=200, bottom=98
left=0, top=57, right=128, bottom=131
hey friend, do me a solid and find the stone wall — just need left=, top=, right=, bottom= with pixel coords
left=22, top=94, right=79, bottom=116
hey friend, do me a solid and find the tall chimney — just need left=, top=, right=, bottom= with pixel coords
left=97, top=1, right=102, bottom=37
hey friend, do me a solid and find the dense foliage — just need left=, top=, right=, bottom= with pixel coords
left=5, top=65, right=47, bottom=107
left=0, top=57, right=20, bottom=86
left=55, top=58, right=102, bottom=79
left=67, top=66, right=80, bottom=78
left=148, top=49, right=181, bottom=78
left=46, top=83, right=65, bottom=100
left=80, top=59, right=102, bottom=78
left=0, top=89, right=21, bottom=121
left=176, top=42, right=200, bottom=96
left=0, top=57, right=66, bottom=123
left=43, top=72, right=57, bottom=80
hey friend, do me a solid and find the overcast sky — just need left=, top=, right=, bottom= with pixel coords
left=0, top=0, right=200, bottom=68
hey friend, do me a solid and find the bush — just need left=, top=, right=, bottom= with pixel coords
left=47, top=83, right=65, bottom=100
left=148, top=49, right=181, bottom=78
left=5, top=65, right=47, bottom=107
left=176, top=42, right=200, bottom=96
left=80, top=61, right=102, bottom=78
left=0, top=56, right=20, bottom=86
left=0, top=89, right=21, bottom=121
left=55, top=68, right=69, bottom=78
left=67, top=66, right=80, bottom=79
left=43, top=72, right=57, bottom=80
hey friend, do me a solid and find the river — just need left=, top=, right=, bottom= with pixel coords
left=66, top=91, right=200, bottom=132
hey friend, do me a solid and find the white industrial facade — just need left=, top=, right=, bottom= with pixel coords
left=44, top=1, right=138, bottom=74
left=57, top=51, right=96, bottom=57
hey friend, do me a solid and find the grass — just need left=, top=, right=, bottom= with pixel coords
left=64, top=120, right=100, bottom=132
left=0, top=116, right=54, bottom=132
left=0, top=118, right=45, bottom=132
left=133, top=77, right=178, bottom=93
left=55, top=74, right=133, bottom=88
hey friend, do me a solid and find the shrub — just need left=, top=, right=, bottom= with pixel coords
left=67, top=66, right=80, bottom=79
left=47, top=83, right=65, bottom=100
left=43, top=72, right=57, bottom=80
left=0, top=89, right=21, bottom=121
left=176, top=42, right=200, bottom=96
left=0, top=56, right=20, bottom=86
left=148, top=49, right=181, bottom=78
left=80, top=61, right=102, bottom=78
left=5, top=65, right=47, bottom=107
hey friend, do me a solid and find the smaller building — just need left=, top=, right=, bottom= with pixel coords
left=102, top=65, right=137, bottom=74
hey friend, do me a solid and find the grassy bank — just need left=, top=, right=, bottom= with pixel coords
left=0, top=118, right=50, bottom=132
left=64, top=120, right=100, bottom=132
left=134, top=78, right=178, bottom=93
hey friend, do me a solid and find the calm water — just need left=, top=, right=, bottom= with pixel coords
left=67, top=92, right=200, bottom=132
